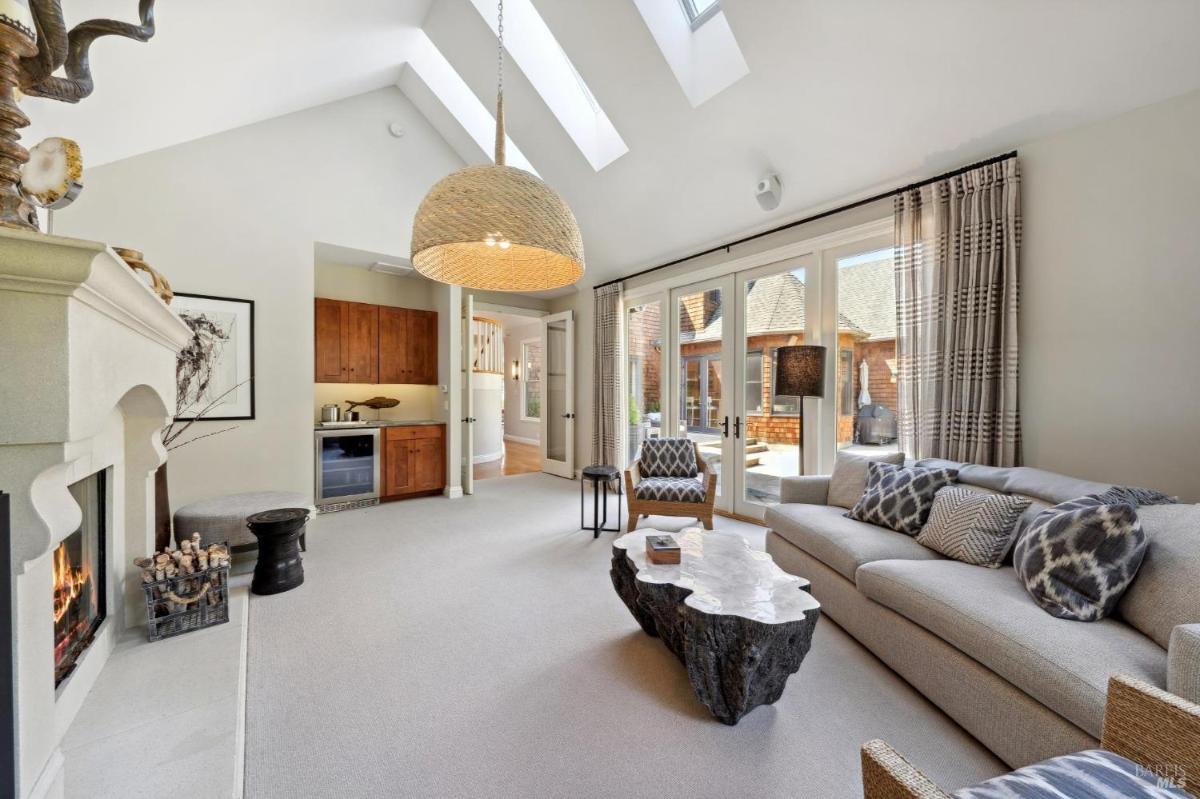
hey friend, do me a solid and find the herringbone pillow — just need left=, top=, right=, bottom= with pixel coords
left=917, top=487, right=1031, bottom=567
left=846, top=461, right=958, bottom=536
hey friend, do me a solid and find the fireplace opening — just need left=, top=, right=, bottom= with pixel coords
left=53, top=470, right=106, bottom=688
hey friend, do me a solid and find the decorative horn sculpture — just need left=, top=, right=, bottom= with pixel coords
left=0, top=0, right=156, bottom=231
left=20, top=0, right=156, bottom=103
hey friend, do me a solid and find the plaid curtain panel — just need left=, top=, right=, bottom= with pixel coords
left=592, top=282, right=624, bottom=468
left=895, top=157, right=1022, bottom=467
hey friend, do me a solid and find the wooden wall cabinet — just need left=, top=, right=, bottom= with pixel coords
left=315, top=299, right=437, bottom=385
left=382, top=425, right=445, bottom=498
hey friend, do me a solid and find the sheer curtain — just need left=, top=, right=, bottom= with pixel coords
left=592, top=282, right=624, bottom=469
left=895, top=157, right=1022, bottom=466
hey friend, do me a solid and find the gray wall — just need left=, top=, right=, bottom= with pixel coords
left=1019, top=90, right=1200, bottom=499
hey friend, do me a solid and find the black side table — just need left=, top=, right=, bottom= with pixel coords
left=245, top=508, right=309, bottom=595
left=581, top=465, right=621, bottom=539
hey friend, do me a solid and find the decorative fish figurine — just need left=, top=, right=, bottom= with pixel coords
left=345, top=396, right=400, bottom=411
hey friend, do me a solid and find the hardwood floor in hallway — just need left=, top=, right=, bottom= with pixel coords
left=474, top=439, right=541, bottom=481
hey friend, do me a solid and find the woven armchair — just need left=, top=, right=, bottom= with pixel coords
left=624, top=439, right=717, bottom=532
left=862, top=675, right=1200, bottom=798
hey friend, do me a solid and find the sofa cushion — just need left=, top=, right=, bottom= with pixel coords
left=1118, top=504, right=1200, bottom=649
left=856, top=559, right=1166, bottom=736
left=1013, top=495, right=1146, bottom=622
left=917, top=487, right=1031, bottom=567
left=764, top=503, right=943, bottom=583
left=827, top=449, right=906, bottom=509
left=634, top=476, right=705, bottom=503
left=951, top=749, right=1191, bottom=799
left=637, top=438, right=698, bottom=478
left=915, top=459, right=1114, bottom=506
left=847, top=461, right=959, bottom=535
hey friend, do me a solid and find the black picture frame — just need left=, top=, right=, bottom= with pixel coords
left=172, top=292, right=256, bottom=421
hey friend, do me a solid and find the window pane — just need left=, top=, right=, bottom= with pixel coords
left=835, top=247, right=899, bottom=455
left=522, top=341, right=542, bottom=419
left=677, top=286, right=723, bottom=498
left=770, top=349, right=801, bottom=415
left=743, top=266, right=805, bottom=506
left=626, top=301, right=662, bottom=462
left=745, top=351, right=763, bottom=414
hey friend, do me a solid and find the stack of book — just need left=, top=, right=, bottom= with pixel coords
left=645, top=534, right=681, bottom=565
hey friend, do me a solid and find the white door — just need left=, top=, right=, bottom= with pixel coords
left=461, top=293, right=475, bottom=495
left=732, top=254, right=818, bottom=519
left=668, top=275, right=736, bottom=513
left=540, top=310, right=575, bottom=478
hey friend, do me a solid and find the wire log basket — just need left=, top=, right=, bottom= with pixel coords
left=142, top=558, right=230, bottom=642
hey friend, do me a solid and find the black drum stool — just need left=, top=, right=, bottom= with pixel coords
left=245, top=508, right=309, bottom=595
left=581, top=465, right=621, bottom=539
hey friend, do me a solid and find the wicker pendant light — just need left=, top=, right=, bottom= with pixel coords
left=411, top=0, right=584, bottom=292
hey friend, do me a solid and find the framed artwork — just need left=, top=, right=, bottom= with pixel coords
left=172, top=292, right=255, bottom=420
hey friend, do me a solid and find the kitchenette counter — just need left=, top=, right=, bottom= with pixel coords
left=314, top=419, right=443, bottom=430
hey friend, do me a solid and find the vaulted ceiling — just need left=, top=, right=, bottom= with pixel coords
left=26, top=0, right=1200, bottom=287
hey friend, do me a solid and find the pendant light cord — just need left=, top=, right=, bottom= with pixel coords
left=494, top=0, right=506, bottom=166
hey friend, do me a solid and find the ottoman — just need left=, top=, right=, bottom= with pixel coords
left=173, top=491, right=316, bottom=551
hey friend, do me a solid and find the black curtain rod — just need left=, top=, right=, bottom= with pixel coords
left=594, top=149, right=1018, bottom=291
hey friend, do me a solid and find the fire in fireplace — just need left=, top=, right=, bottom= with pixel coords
left=53, top=471, right=106, bottom=688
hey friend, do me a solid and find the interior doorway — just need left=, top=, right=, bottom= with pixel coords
left=469, top=306, right=547, bottom=482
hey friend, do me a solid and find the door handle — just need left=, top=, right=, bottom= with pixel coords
left=721, top=416, right=729, bottom=438
left=562, top=413, right=575, bottom=419
left=734, top=416, right=741, bottom=439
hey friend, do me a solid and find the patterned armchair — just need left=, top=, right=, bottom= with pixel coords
left=624, top=438, right=717, bottom=532
left=862, top=675, right=1200, bottom=798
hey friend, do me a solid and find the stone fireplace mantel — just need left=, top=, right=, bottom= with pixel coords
left=0, top=228, right=191, bottom=799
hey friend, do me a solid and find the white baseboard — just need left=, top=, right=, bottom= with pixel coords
left=503, top=434, right=540, bottom=446
left=444, top=486, right=464, bottom=499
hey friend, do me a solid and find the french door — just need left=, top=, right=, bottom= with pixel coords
left=661, top=255, right=818, bottom=519
left=461, top=293, right=475, bottom=495
left=540, top=310, right=575, bottom=478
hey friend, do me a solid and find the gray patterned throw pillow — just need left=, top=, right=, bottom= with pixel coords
left=1013, top=494, right=1147, bottom=622
left=917, top=487, right=1031, bottom=567
left=846, top=462, right=959, bottom=536
left=637, top=438, right=698, bottom=478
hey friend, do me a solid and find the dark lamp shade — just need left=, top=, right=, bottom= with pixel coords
left=774, top=345, right=826, bottom=399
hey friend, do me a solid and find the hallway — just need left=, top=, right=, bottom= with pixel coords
left=474, top=439, right=541, bottom=481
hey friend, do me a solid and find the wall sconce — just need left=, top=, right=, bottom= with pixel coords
left=511, top=360, right=520, bottom=380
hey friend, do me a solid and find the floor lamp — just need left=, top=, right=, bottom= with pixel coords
left=773, top=345, right=826, bottom=476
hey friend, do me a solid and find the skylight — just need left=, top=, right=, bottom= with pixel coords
left=634, top=0, right=749, bottom=107
left=680, top=0, right=721, bottom=30
left=398, top=31, right=537, bottom=175
left=467, top=0, right=628, bottom=172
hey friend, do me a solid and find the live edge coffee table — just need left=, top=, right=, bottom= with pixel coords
left=610, top=529, right=821, bottom=725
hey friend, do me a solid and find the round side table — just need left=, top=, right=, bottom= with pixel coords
left=581, top=465, right=621, bottom=539
left=245, top=508, right=309, bottom=595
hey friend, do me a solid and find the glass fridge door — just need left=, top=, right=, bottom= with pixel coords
left=318, top=433, right=378, bottom=501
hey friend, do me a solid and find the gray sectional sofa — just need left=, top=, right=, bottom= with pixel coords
left=764, top=457, right=1200, bottom=770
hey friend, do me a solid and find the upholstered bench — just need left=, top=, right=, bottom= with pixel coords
left=173, top=491, right=315, bottom=551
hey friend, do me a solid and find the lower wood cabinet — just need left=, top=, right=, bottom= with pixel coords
left=382, top=424, right=445, bottom=499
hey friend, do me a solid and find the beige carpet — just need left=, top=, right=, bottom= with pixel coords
left=245, top=473, right=1004, bottom=798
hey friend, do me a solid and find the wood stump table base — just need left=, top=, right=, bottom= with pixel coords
left=610, top=529, right=820, bottom=725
